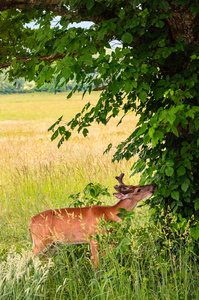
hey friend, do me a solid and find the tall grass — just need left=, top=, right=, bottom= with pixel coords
left=0, top=223, right=198, bottom=299
left=0, top=92, right=198, bottom=299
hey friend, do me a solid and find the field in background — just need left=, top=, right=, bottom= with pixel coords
left=0, top=92, right=138, bottom=253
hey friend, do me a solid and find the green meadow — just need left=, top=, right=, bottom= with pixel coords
left=0, top=92, right=198, bottom=299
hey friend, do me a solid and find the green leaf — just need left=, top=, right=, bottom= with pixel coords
left=148, top=127, right=155, bottom=138
left=86, top=0, right=94, bottom=10
left=159, top=1, right=169, bottom=11
left=124, top=82, right=133, bottom=94
left=166, top=160, right=174, bottom=167
left=58, top=136, right=65, bottom=148
left=58, top=126, right=66, bottom=135
left=132, top=81, right=138, bottom=88
left=62, top=67, right=71, bottom=79
left=62, top=56, right=74, bottom=67
left=67, top=91, right=73, bottom=99
left=190, top=224, right=199, bottom=240
left=70, top=119, right=78, bottom=130
left=155, top=20, right=165, bottom=28
left=118, top=8, right=125, bottom=18
left=113, top=107, right=119, bottom=116
left=165, top=166, right=174, bottom=177
left=139, top=91, right=147, bottom=102
left=83, top=128, right=89, bottom=137
left=51, top=130, right=59, bottom=141
left=151, top=135, right=159, bottom=148
left=190, top=3, right=199, bottom=15
left=171, top=126, right=179, bottom=137
left=168, top=110, right=176, bottom=124
left=48, top=116, right=63, bottom=132
left=181, top=179, right=190, bottom=192
left=137, top=123, right=148, bottom=136
left=64, top=131, right=71, bottom=140
left=171, top=191, right=180, bottom=201
left=177, top=166, right=186, bottom=177
left=121, top=32, right=133, bottom=44
left=194, top=199, right=199, bottom=211
left=190, top=54, right=197, bottom=60
left=103, top=143, right=112, bottom=154
left=90, top=188, right=96, bottom=197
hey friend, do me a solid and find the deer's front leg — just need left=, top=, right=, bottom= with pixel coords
left=90, top=239, right=99, bottom=268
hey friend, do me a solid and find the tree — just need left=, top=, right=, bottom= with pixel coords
left=0, top=1, right=199, bottom=244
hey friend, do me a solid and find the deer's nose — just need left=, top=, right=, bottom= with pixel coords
left=152, top=183, right=157, bottom=190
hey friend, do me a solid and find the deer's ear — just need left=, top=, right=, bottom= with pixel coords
left=113, top=193, right=127, bottom=200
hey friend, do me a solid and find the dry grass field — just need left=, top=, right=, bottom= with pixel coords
left=0, top=91, right=139, bottom=251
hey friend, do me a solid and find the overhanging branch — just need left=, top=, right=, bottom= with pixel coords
left=0, top=0, right=64, bottom=12
left=93, top=85, right=107, bottom=91
left=0, top=0, right=108, bottom=22
left=0, top=53, right=66, bottom=69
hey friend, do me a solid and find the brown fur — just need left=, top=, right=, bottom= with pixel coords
left=30, top=181, right=156, bottom=267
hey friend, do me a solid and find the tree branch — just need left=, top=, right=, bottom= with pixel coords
left=0, top=0, right=107, bottom=22
left=93, top=85, right=107, bottom=91
left=0, top=0, right=61, bottom=12
left=166, top=4, right=199, bottom=44
left=0, top=53, right=66, bottom=69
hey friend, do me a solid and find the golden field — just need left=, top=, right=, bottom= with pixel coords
left=0, top=91, right=139, bottom=251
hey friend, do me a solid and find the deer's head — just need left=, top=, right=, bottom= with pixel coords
left=114, top=173, right=157, bottom=202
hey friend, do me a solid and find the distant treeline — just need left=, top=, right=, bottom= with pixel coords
left=0, top=73, right=84, bottom=94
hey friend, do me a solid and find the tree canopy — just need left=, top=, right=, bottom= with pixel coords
left=1, top=0, right=199, bottom=244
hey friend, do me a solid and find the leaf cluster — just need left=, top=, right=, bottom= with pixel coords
left=68, top=182, right=110, bottom=207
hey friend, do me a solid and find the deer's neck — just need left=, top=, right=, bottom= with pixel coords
left=113, top=199, right=138, bottom=211
left=105, top=199, right=138, bottom=222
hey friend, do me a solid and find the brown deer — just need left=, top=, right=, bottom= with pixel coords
left=30, top=173, right=157, bottom=267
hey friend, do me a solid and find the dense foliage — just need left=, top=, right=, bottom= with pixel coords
left=0, top=1, right=199, bottom=245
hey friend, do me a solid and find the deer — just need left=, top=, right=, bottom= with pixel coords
left=30, top=173, right=157, bottom=267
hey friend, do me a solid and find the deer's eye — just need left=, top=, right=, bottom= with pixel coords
left=137, top=189, right=141, bottom=193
